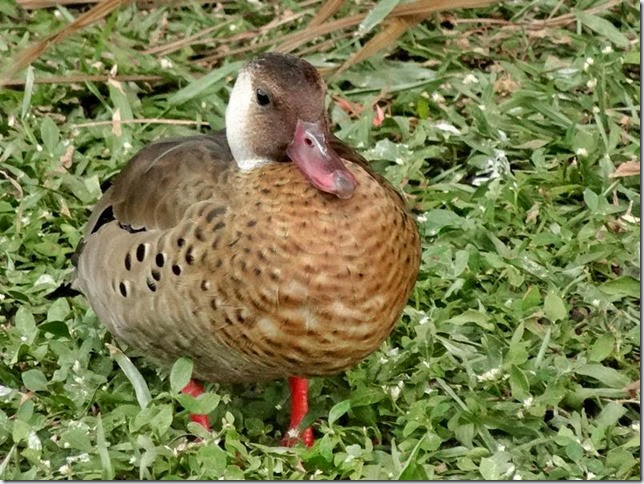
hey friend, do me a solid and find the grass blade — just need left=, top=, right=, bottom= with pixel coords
left=107, top=343, right=151, bottom=409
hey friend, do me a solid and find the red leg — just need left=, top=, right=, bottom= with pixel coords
left=181, top=379, right=210, bottom=431
left=281, top=376, right=314, bottom=447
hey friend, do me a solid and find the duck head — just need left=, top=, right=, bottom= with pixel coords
left=225, top=52, right=357, bottom=199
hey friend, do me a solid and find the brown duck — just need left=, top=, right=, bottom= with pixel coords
left=72, top=52, right=420, bottom=446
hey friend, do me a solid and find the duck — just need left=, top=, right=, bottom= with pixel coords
left=71, top=52, right=421, bottom=446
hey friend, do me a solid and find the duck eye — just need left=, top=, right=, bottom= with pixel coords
left=256, top=88, right=270, bottom=106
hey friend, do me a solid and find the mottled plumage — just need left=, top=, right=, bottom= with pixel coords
left=73, top=53, right=420, bottom=388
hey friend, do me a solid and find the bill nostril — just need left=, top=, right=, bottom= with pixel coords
left=304, top=137, right=313, bottom=147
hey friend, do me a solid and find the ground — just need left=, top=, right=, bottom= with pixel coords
left=0, top=0, right=640, bottom=479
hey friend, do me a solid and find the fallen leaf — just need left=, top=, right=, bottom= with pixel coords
left=112, top=107, right=122, bottom=137
left=373, top=104, right=385, bottom=127
left=610, top=161, right=640, bottom=178
left=59, top=144, right=74, bottom=169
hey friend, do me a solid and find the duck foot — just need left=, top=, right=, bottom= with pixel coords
left=182, top=379, right=211, bottom=431
left=281, top=376, right=314, bottom=447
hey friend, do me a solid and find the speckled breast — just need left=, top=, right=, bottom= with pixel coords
left=184, top=162, right=419, bottom=381
left=87, top=161, right=420, bottom=382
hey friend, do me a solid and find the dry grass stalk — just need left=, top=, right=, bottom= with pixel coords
left=1, top=0, right=131, bottom=86
left=307, top=0, right=345, bottom=28
left=2, top=74, right=164, bottom=87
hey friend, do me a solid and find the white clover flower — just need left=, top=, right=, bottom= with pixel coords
left=523, top=396, right=533, bottom=408
left=587, top=78, right=597, bottom=89
left=478, top=104, right=486, bottom=111
left=432, top=92, right=445, bottom=103
left=592, top=299, right=600, bottom=307
left=602, top=45, right=613, bottom=54
left=418, top=316, right=429, bottom=325
left=463, top=74, right=479, bottom=85
left=587, top=472, right=596, bottom=479
left=498, top=444, right=506, bottom=452
left=123, top=142, right=132, bottom=151
left=73, top=360, right=81, bottom=373
left=631, top=422, right=640, bottom=432
left=390, top=381, right=403, bottom=400
left=583, top=57, right=595, bottom=72
left=54, top=10, right=62, bottom=18
left=394, top=158, right=404, bottom=165
left=27, top=431, right=41, bottom=450
left=575, top=148, right=588, bottom=157
left=592, top=105, right=600, bottom=113
left=416, top=213, right=427, bottom=223
left=513, top=473, right=523, bottom=480
left=160, top=58, right=173, bottom=70
left=58, top=464, right=71, bottom=474
left=387, top=347, right=399, bottom=358
left=36, top=144, right=43, bottom=152
left=477, top=368, right=501, bottom=382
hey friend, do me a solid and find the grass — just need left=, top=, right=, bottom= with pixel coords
left=0, top=0, right=640, bottom=479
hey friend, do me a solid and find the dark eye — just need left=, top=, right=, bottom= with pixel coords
left=256, top=88, right=270, bottom=106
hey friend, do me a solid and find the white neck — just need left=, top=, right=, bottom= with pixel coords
left=225, top=70, right=269, bottom=171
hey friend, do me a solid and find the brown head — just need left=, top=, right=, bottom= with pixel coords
left=225, top=52, right=357, bottom=199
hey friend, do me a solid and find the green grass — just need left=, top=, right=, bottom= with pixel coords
left=0, top=0, right=640, bottom=479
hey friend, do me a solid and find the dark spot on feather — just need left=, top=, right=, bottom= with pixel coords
left=247, top=220, right=257, bottom=227
left=151, top=269, right=161, bottom=281
left=269, top=272, right=279, bottom=282
left=91, top=206, right=115, bottom=234
left=136, top=244, right=146, bottom=262
left=119, top=223, right=146, bottom=234
left=254, top=267, right=261, bottom=276
left=236, top=310, right=245, bottom=323
left=195, top=227, right=205, bottom=242
left=177, top=238, right=185, bottom=248
left=155, top=253, right=165, bottom=267
left=185, top=246, right=195, bottom=265
left=215, top=259, right=222, bottom=269
left=257, top=251, right=267, bottom=262
left=213, top=221, right=225, bottom=231
left=210, top=299, right=218, bottom=310
left=119, top=282, right=128, bottom=297
left=146, top=279, right=157, bottom=292
left=212, top=236, right=221, bottom=249
left=224, top=316, right=233, bottom=325
left=201, top=280, right=209, bottom=291
left=124, top=253, right=131, bottom=271
left=206, top=206, right=227, bottom=222
left=260, top=188, right=271, bottom=195
left=243, top=247, right=251, bottom=254
left=172, top=264, right=182, bottom=275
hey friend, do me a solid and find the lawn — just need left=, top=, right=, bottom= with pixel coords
left=0, top=0, right=640, bottom=479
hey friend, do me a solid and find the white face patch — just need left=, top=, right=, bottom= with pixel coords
left=226, top=70, right=270, bottom=171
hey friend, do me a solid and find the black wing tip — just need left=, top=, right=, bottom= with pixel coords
left=46, top=283, right=82, bottom=300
